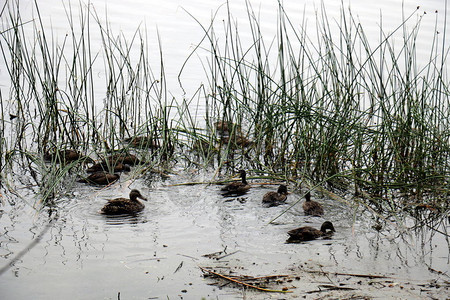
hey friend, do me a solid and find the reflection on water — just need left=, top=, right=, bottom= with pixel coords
left=102, top=213, right=149, bottom=226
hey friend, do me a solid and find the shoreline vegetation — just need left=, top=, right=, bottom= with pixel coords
left=0, top=1, right=448, bottom=230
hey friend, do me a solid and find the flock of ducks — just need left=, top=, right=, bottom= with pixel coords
left=44, top=149, right=147, bottom=214
left=87, top=165, right=336, bottom=239
left=45, top=126, right=335, bottom=239
left=221, top=169, right=336, bottom=242
left=78, top=153, right=141, bottom=186
left=214, top=122, right=336, bottom=241
left=97, top=168, right=336, bottom=242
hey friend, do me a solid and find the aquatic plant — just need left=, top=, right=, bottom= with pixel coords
left=180, top=2, right=449, bottom=217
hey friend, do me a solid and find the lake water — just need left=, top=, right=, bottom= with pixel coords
left=1, top=168, right=448, bottom=299
left=0, top=0, right=449, bottom=299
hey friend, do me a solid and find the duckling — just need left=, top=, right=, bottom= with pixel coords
left=302, top=192, right=324, bottom=216
left=221, top=170, right=251, bottom=196
left=287, top=221, right=335, bottom=242
left=262, top=184, right=288, bottom=207
left=78, top=171, right=120, bottom=185
left=86, top=162, right=131, bottom=173
left=101, top=189, right=147, bottom=214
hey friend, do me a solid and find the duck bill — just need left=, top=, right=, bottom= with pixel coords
left=139, top=196, right=148, bottom=201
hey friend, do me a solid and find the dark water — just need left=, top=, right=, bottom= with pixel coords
left=0, top=169, right=448, bottom=299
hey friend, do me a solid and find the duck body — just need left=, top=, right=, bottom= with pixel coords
left=221, top=170, right=251, bottom=196
left=124, top=136, right=160, bottom=149
left=44, top=149, right=93, bottom=164
left=214, top=121, right=241, bottom=136
left=262, top=185, right=288, bottom=207
left=221, top=135, right=252, bottom=148
left=79, top=171, right=120, bottom=185
left=86, top=162, right=131, bottom=173
left=302, top=192, right=324, bottom=216
left=44, top=149, right=79, bottom=162
left=101, top=189, right=147, bottom=215
left=287, top=221, right=335, bottom=242
left=107, top=153, right=140, bottom=166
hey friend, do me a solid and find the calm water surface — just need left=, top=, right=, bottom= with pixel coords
left=1, top=169, right=448, bottom=299
left=1, top=0, right=449, bottom=299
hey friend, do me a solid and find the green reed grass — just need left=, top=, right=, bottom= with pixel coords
left=0, top=0, right=174, bottom=202
left=180, top=2, right=449, bottom=214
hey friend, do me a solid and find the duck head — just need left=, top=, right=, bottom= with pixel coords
left=277, top=184, right=288, bottom=195
left=305, top=191, right=311, bottom=202
left=238, top=170, right=247, bottom=184
left=320, top=221, right=335, bottom=233
left=130, top=189, right=147, bottom=201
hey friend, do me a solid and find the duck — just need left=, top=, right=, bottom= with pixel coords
left=78, top=171, right=120, bottom=185
left=214, top=121, right=241, bottom=136
left=262, top=184, right=288, bottom=207
left=221, top=170, right=251, bottom=196
left=287, top=221, right=335, bottom=242
left=101, top=189, right=147, bottom=214
left=302, top=191, right=324, bottom=216
left=124, top=136, right=160, bottom=149
left=220, top=134, right=252, bottom=148
left=86, top=162, right=131, bottom=173
left=107, top=153, right=140, bottom=166
left=44, top=149, right=93, bottom=164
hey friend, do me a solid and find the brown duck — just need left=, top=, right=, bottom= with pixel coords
left=287, top=221, right=335, bottom=242
left=221, top=134, right=252, bottom=148
left=44, top=149, right=93, bottom=164
left=86, top=162, right=131, bottom=173
left=262, top=184, right=288, bottom=207
left=107, top=153, right=140, bottom=166
left=302, top=192, right=324, bottom=216
left=101, top=189, right=147, bottom=215
left=124, top=136, right=160, bottom=149
left=214, top=121, right=241, bottom=136
left=78, top=171, right=120, bottom=185
left=221, top=170, right=251, bottom=196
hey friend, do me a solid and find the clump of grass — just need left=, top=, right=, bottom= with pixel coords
left=0, top=0, right=173, bottom=202
left=180, top=2, right=449, bottom=216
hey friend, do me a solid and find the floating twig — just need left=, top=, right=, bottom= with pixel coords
left=199, top=266, right=292, bottom=293
left=306, top=284, right=356, bottom=294
left=215, top=250, right=240, bottom=260
left=307, top=269, right=390, bottom=279
left=174, top=261, right=183, bottom=273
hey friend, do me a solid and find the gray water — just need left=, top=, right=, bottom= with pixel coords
left=1, top=0, right=449, bottom=298
left=0, top=168, right=448, bottom=299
